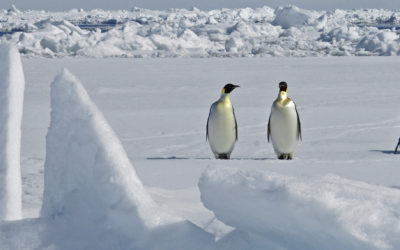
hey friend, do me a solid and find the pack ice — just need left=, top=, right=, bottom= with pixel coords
left=1, top=5, right=400, bottom=57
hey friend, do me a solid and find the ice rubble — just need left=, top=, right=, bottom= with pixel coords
left=199, top=167, right=400, bottom=250
left=0, top=45, right=24, bottom=221
left=1, top=5, right=400, bottom=57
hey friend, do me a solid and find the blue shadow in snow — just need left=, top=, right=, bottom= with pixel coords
left=146, top=157, right=275, bottom=160
left=147, top=157, right=210, bottom=160
left=369, top=150, right=398, bottom=155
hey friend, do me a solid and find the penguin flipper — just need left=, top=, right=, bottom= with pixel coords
left=206, top=105, right=213, bottom=142
left=206, top=110, right=210, bottom=142
left=233, top=106, right=238, bottom=141
left=295, top=105, right=302, bottom=141
left=267, top=114, right=271, bottom=142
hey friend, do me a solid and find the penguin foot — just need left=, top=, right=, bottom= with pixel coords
left=278, top=154, right=287, bottom=160
left=217, top=153, right=230, bottom=159
left=278, top=153, right=294, bottom=160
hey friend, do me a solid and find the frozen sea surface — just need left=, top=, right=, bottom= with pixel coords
left=19, top=57, right=400, bottom=226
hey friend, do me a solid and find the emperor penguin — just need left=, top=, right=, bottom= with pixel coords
left=268, top=81, right=301, bottom=160
left=207, top=83, right=239, bottom=159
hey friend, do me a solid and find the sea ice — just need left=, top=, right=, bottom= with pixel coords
left=1, top=5, right=399, bottom=57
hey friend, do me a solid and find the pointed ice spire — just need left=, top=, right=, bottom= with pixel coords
left=41, top=69, right=178, bottom=237
left=0, top=44, right=24, bottom=221
left=40, top=69, right=215, bottom=249
left=7, top=5, right=22, bottom=14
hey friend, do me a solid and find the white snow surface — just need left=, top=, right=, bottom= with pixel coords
left=0, top=44, right=24, bottom=221
left=200, top=167, right=400, bottom=250
left=1, top=5, right=400, bottom=57
left=0, top=56, right=400, bottom=249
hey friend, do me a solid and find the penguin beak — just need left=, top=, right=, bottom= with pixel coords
left=234, top=85, right=240, bottom=89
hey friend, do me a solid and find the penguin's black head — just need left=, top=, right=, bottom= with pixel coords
left=223, top=83, right=240, bottom=94
left=279, top=81, right=288, bottom=92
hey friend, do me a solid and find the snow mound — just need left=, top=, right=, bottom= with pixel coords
left=37, top=68, right=214, bottom=249
left=0, top=44, right=25, bottom=221
left=199, top=167, right=400, bottom=250
left=1, top=6, right=400, bottom=57
left=272, top=5, right=313, bottom=29
left=7, top=5, right=22, bottom=15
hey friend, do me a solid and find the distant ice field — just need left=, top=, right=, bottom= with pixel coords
left=20, top=57, right=400, bottom=223
left=1, top=5, right=400, bottom=57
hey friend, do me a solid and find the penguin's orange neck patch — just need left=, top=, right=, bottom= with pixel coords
left=222, top=88, right=226, bottom=94
left=279, top=91, right=288, bottom=100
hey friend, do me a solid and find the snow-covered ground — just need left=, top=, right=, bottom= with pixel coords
left=0, top=5, right=399, bottom=248
left=0, top=55, right=397, bottom=249
left=1, top=5, right=400, bottom=57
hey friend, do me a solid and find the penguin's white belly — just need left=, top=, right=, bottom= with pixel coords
left=270, top=103, right=298, bottom=154
left=208, top=105, right=236, bottom=154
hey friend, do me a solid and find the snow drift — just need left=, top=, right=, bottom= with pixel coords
left=1, top=6, right=400, bottom=57
left=0, top=44, right=25, bottom=221
left=40, top=68, right=214, bottom=249
left=199, top=167, right=400, bottom=250
left=0, top=68, right=214, bottom=249
left=42, top=68, right=162, bottom=247
left=42, top=68, right=158, bottom=225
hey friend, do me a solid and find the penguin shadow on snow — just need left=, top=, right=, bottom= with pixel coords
left=369, top=138, right=400, bottom=155
left=146, top=156, right=276, bottom=160
left=229, top=157, right=276, bottom=160
left=369, top=150, right=398, bottom=155
left=147, top=157, right=211, bottom=160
